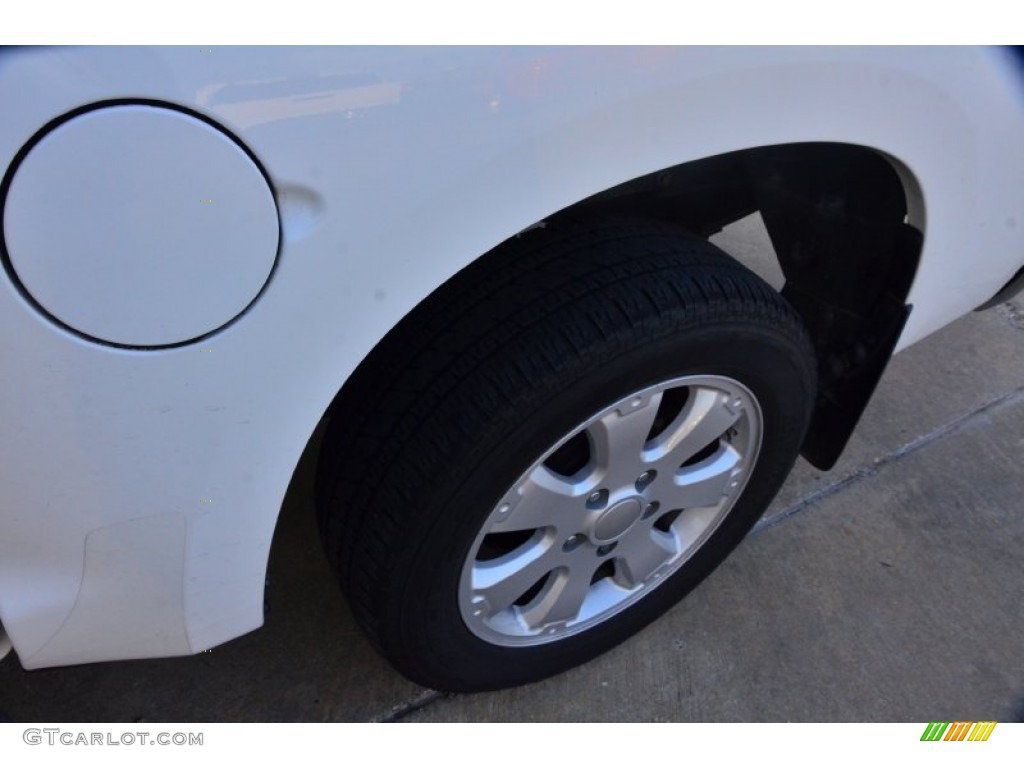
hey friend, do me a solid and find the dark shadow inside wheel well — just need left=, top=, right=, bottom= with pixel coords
left=544, top=142, right=924, bottom=469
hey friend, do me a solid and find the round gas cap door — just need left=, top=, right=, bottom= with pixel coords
left=3, top=104, right=279, bottom=347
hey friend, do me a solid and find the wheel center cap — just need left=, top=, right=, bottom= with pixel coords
left=592, top=498, right=644, bottom=543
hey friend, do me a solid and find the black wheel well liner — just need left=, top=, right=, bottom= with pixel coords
left=549, top=142, right=923, bottom=469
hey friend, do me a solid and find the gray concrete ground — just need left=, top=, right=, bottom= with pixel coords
left=1, top=219, right=1022, bottom=722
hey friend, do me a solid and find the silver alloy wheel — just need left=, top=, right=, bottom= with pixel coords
left=459, top=375, right=763, bottom=646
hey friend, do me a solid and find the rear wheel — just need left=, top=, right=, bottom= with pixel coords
left=317, top=219, right=816, bottom=691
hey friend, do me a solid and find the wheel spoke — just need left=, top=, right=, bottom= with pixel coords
left=663, top=444, right=742, bottom=509
left=471, top=536, right=560, bottom=613
left=672, top=505, right=724, bottom=551
left=518, top=562, right=594, bottom=629
left=490, top=465, right=587, bottom=534
left=614, top=530, right=678, bottom=588
left=643, top=386, right=741, bottom=468
left=588, top=391, right=663, bottom=487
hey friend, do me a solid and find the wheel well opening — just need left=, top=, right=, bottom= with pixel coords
left=307, top=140, right=925, bottom=537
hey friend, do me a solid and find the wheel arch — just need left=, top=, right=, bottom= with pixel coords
left=300, top=140, right=925, bottom=519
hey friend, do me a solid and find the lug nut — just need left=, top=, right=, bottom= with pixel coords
left=563, top=534, right=585, bottom=552
left=635, top=470, right=656, bottom=491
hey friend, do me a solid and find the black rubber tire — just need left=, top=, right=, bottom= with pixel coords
left=316, top=219, right=816, bottom=692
